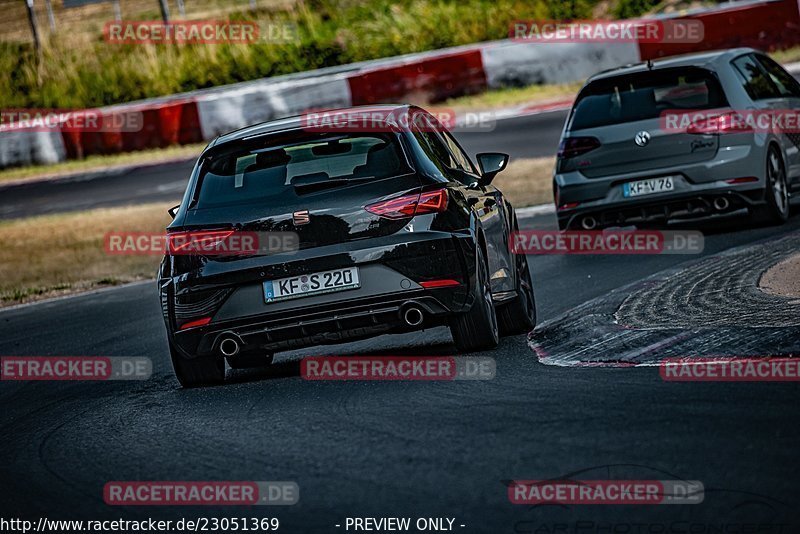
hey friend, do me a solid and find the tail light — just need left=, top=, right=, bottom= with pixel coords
left=687, top=112, right=752, bottom=135
left=726, top=177, right=758, bottom=184
left=178, top=317, right=212, bottom=330
left=558, top=136, right=601, bottom=159
left=167, top=229, right=237, bottom=255
left=419, top=279, right=461, bottom=289
left=365, top=188, right=448, bottom=220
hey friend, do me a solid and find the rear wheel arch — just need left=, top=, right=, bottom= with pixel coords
left=475, top=227, right=489, bottom=272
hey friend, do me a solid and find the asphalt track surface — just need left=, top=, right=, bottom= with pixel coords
left=2, top=206, right=800, bottom=530
left=2, top=110, right=800, bottom=530
left=0, top=111, right=567, bottom=220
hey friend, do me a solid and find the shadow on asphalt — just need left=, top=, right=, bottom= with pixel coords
left=223, top=339, right=458, bottom=386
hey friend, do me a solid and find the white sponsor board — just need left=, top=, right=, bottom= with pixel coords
left=0, top=129, right=67, bottom=167
left=481, top=41, right=640, bottom=88
left=196, top=74, right=352, bottom=139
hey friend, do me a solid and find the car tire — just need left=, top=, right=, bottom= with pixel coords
left=449, top=246, right=500, bottom=352
left=754, top=146, right=790, bottom=225
left=226, top=352, right=275, bottom=369
left=498, top=252, right=537, bottom=336
left=169, top=341, right=225, bottom=388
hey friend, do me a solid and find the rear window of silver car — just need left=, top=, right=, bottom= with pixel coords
left=568, top=67, right=728, bottom=131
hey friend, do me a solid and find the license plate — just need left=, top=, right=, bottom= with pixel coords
left=263, top=267, right=360, bottom=304
left=623, top=176, right=674, bottom=197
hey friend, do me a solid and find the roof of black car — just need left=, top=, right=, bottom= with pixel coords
left=209, top=104, right=416, bottom=148
left=587, top=47, right=759, bottom=82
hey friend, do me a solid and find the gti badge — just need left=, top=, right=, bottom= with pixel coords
left=634, top=130, right=651, bottom=147
left=293, top=210, right=310, bottom=225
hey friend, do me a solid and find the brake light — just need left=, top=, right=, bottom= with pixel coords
left=687, top=112, right=752, bottom=135
left=419, top=279, right=461, bottom=289
left=558, top=136, right=601, bottom=159
left=726, top=177, right=758, bottom=184
left=179, top=317, right=212, bottom=330
left=167, top=229, right=236, bottom=254
left=365, top=188, right=448, bottom=219
left=558, top=202, right=580, bottom=211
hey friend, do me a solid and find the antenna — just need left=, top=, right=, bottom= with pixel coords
left=647, top=59, right=654, bottom=70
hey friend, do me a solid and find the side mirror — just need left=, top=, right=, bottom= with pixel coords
left=168, top=205, right=181, bottom=219
left=476, top=152, right=509, bottom=184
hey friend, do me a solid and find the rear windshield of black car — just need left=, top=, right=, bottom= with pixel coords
left=568, top=67, right=729, bottom=131
left=193, top=133, right=410, bottom=209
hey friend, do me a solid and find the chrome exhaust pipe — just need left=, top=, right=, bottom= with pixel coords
left=219, top=337, right=240, bottom=358
left=713, top=197, right=729, bottom=211
left=402, top=306, right=424, bottom=327
left=581, top=216, right=597, bottom=230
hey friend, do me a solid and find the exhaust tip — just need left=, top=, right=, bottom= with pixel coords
left=713, top=197, right=730, bottom=211
left=219, top=337, right=240, bottom=357
left=581, top=216, right=597, bottom=230
left=402, top=306, right=424, bottom=327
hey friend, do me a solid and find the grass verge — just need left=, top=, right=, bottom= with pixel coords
left=441, top=83, right=579, bottom=112
left=0, top=203, right=173, bottom=307
left=0, top=157, right=553, bottom=306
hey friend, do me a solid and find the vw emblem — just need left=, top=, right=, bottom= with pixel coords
left=634, top=131, right=651, bottom=147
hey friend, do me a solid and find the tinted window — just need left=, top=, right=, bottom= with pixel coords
left=569, top=67, right=728, bottom=130
left=755, top=55, right=800, bottom=98
left=732, top=55, right=780, bottom=100
left=441, top=132, right=478, bottom=175
left=415, top=130, right=458, bottom=171
left=195, top=134, right=408, bottom=208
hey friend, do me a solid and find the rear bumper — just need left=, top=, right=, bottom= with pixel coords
left=555, top=150, right=770, bottom=229
left=557, top=186, right=765, bottom=230
left=163, top=230, right=478, bottom=358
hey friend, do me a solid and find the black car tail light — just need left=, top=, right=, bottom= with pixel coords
left=365, top=188, right=448, bottom=219
left=178, top=317, right=212, bottom=330
left=419, top=279, right=461, bottom=289
left=557, top=136, right=601, bottom=159
left=166, top=229, right=237, bottom=255
left=173, top=288, right=232, bottom=329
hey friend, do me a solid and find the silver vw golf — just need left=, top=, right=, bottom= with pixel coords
left=554, top=48, right=797, bottom=230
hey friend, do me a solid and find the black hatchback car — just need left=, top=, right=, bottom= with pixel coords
left=159, top=105, right=535, bottom=386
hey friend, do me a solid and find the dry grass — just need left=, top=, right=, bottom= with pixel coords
left=0, top=202, right=173, bottom=306
left=442, top=83, right=580, bottom=112
left=494, top=156, right=555, bottom=208
left=770, top=45, right=800, bottom=65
